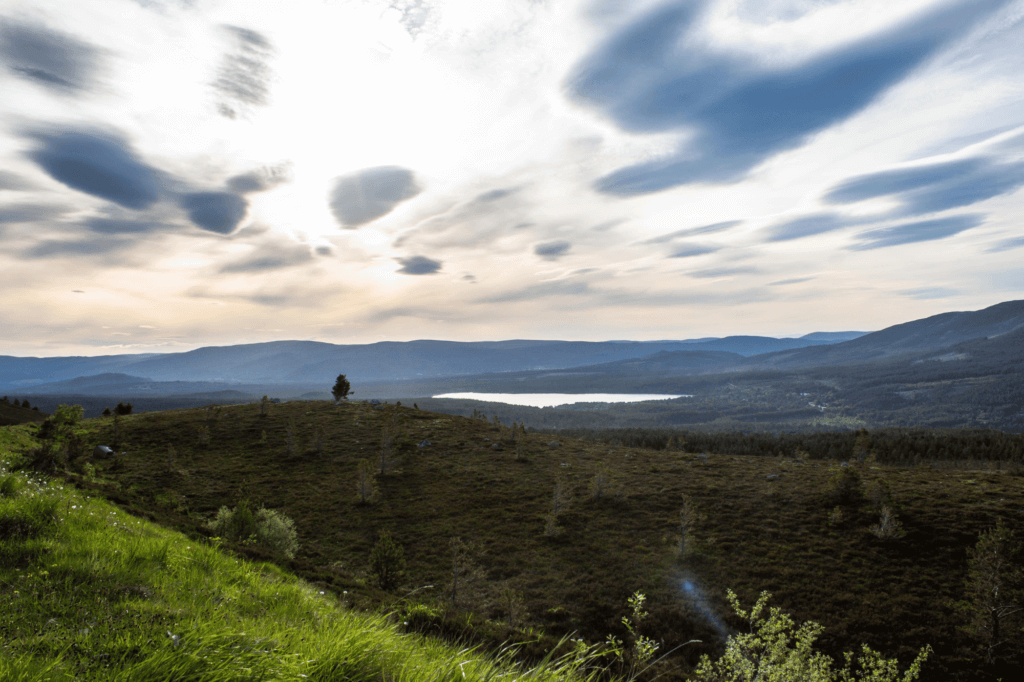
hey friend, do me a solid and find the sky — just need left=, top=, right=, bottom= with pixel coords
left=1, top=0, right=1023, bottom=357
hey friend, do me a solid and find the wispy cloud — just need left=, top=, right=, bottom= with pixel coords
left=0, top=19, right=102, bottom=94
left=849, top=214, right=985, bottom=251
left=534, top=240, right=572, bottom=260
left=567, top=0, right=1011, bottom=194
left=213, top=25, right=274, bottom=119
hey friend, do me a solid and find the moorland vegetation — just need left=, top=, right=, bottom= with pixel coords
left=1, top=398, right=1021, bottom=681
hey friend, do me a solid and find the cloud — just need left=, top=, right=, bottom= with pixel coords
left=389, top=0, right=434, bottom=38
left=642, top=220, right=742, bottom=244
left=769, top=276, right=816, bottom=286
left=0, top=171, right=37, bottom=191
left=180, top=192, right=248, bottom=234
left=849, top=214, right=984, bottom=251
left=25, top=129, right=161, bottom=209
left=474, top=187, right=517, bottom=203
left=479, top=279, right=593, bottom=303
left=396, top=255, right=442, bottom=275
left=668, top=244, right=720, bottom=258
left=986, top=236, right=1024, bottom=253
left=900, top=286, right=960, bottom=299
left=329, top=166, right=421, bottom=228
left=566, top=0, right=1009, bottom=195
left=80, top=216, right=176, bottom=234
left=765, top=213, right=851, bottom=241
left=687, top=266, right=760, bottom=278
left=824, top=157, right=1024, bottom=215
left=534, top=240, right=572, bottom=260
left=22, top=237, right=134, bottom=259
left=0, top=19, right=101, bottom=94
left=0, top=203, right=70, bottom=224
left=213, top=25, right=274, bottom=119
left=219, top=242, right=314, bottom=273
left=226, top=163, right=292, bottom=194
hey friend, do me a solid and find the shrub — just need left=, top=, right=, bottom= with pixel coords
left=589, top=464, right=611, bottom=500
left=114, top=401, right=133, bottom=416
left=869, top=505, right=905, bottom=540
left=825, top=465, right=864, bottom=505
left=867, top=479, right=892, bottom=510
left=370, top=530, right=406, bottom=590
left=207, top=504, right=298, bottom=559
left=102, top=407, right=112, bottom=417
left=827, top=506, right=845, bottom=528
left=692, top=590, right=932, bottom=681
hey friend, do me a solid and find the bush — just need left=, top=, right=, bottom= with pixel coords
left=332, top=374, right=352, bottom=402
left=207, top=504, right=299, bottom=559
left=825, top=466, right=864, bottom=505
left=692, top=590, right=932, bottom=681
left=370, top=530, right=406, bottom=590
left=0, top=473, right=25, bottom=498
left=114, top=401, right=133, bottom=416
left=869, top=505, right=905, bottom=540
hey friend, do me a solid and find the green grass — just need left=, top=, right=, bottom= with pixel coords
left=4, top=400, right=1022, bottom=681
left=0, top=461, right=614, bottom=682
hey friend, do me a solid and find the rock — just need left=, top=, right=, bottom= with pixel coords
left=93, top=445, right=115, bottom=459
left=491, top=443, right=503, bottom=450
left=765, top=474, right=779, bottom=480
left=369, top=399, right=382, bottom=405
left=547, top=441, right=561, bottom=447
left=840, top=461, right=850, bottom=467
left=418, top=440, right=431, bottom=448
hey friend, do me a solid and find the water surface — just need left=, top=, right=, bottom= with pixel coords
left=431, top=392, right=690, bottom=408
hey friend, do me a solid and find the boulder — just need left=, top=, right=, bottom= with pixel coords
left=93, top=445, right=115, bottom=459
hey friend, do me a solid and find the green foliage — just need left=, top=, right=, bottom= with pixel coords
left=0, top=491, right=60, bottom=541
left=0, top=472, right=25, bottom=498
left=825, top=466, right=864, bottom=505
left=953, top=521, right=1023, bottom=665
left=868, top=506, right=905, bottom=541
left=207, top=503, right=299, bottom=559
left=114, top=401, right=133, bottom=415
left=692, top=590, right=932, bottom=681
left=370, top=530, right=406, bottom=590
left=332, top=374, right=352, bottom=402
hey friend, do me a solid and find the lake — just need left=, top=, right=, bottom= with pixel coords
left=431, top=392, right=691, bottom=408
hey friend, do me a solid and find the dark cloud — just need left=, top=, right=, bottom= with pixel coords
left=534, top=240, right=572, bottom=260
left=769, top=276, right=816, bottom=286
left=314, top=245, right=333, bottom=256
left=643, top=220, right=742, bottom=244
left=668, top=244, right=720, bottom=258
left=849, top=214, right=984, bottom=251
left=213, top=25, right=274, bottom=119
left=687, top=266, right=760, bottom=278
left=566, top=0, right=1008, bottom=194
left=396, top=255, right=442, bottom=275
left=180, top=192, right=248, bottom=234
left=824, top=158, right=1024, bottom=215
left=462, top=274, right=477, bottom=283
left=226, top=163, right=292, bottom=194
left=329, top=166, right=421, bottom=228
left=0, top=203, right=70, bottom=224
left=0, top=171, right=36, bottom=191
left=0, top=19, right=101, bottom=94
left=25, top=129, right=161, bottom=209
left=765, top=213, right=851, bottom=242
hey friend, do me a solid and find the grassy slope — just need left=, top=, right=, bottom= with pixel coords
left=0, top=457, right=606, bottom=681
left=9, top=401, right=1024, bottom=680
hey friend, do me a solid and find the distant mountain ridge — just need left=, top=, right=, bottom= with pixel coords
left=1, top=335, right=857, bottom=391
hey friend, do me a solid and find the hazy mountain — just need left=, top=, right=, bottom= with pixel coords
left=747, top=300, right=1024, bottom=370
left=0, top=337, right=839, bottom=390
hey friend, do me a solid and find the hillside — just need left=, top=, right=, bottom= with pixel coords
left=9, top=400, right=1019, bottom=681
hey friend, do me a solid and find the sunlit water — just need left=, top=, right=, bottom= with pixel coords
left=431, top=392, right=691, bottom=408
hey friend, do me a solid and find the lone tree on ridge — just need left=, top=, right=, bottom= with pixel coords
left=332, top=374, right=352, bottom=402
